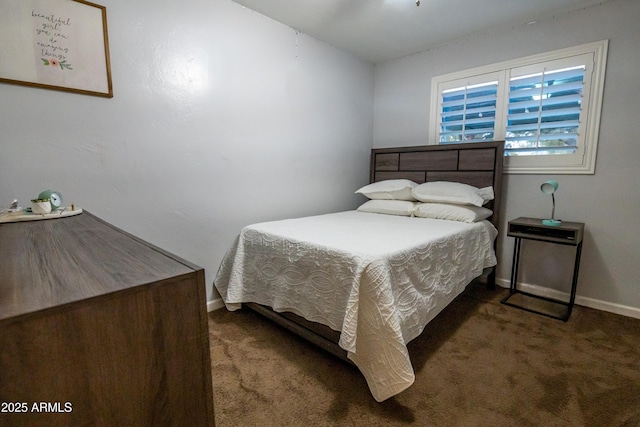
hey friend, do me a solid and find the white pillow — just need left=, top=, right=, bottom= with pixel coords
left=414, top=203, right=493, bottom=223
left=355, top=179, right=418, bottom=201
left=357, top=200, right=417, bottom=216
left=411, top=181, right=488, bottom=207
left=478, top=186, right=495, bottom=203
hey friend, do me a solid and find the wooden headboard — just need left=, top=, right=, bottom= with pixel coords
left=370, top=141, right=504, bottom=230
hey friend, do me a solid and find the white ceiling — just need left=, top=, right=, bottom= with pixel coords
left=232, top=0, right=606, bottom=63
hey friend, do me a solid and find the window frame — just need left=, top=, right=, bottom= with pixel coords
left=429, top=40, right=608, bottom=174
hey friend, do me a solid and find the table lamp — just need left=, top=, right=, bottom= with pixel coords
left=541, top=180, right=561, bottom=226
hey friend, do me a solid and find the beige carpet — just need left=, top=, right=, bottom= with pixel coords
left=208, top=282, right=640, bottom=427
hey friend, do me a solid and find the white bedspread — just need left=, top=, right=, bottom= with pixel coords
left=214, top=211, right=497, bottom=401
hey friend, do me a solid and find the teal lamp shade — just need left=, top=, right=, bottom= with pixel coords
left=540, top=180, right=561, bottom=226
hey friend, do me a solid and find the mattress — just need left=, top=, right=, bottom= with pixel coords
left=214, top=210, right=497, bottom=401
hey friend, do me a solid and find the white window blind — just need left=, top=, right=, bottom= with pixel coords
left=440, top=81, right=498, bottom=143
left=506, top=65, right=585, bottom=156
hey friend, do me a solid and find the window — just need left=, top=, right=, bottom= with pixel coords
left=507, top=64, right=585, bottom=157
left=430, top=41, right=608, bottom=174
left=440, top=80, right=498, bottom=143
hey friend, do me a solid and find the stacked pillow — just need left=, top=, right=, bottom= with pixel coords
left=412, top=202, right=493, bottom=223
left=356, top=179, right=419, bottom=216
left=357, top=199, right=419, bottom=217
left=411, top=181, right=493, bottom=207
left=355, top=179, right=417, bottom=201
left=356, top=179, right=494, bottom=223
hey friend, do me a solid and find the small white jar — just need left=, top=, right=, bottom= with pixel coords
left=31, top=200, right=52, bottom=215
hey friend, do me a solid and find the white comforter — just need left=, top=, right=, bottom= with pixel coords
left=214, top=211, right=497, bottom=401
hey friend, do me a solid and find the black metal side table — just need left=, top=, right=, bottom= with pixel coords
left=501, top=217, right=585, bottom=321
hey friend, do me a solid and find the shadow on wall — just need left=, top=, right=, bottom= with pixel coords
left=507, top=227, right=615, bottom=303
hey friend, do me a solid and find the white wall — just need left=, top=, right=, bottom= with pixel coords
left=0, top=0, right=374, bottom=303
left=4, top=0, right=637, bottom=317
left=374, top=0, right=640, bottom=316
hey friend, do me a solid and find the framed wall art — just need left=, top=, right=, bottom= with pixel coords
left=0, top=0, right=112, bottom=98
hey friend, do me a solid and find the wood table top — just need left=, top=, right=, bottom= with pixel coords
left=0, top=211, right=196, bottom=322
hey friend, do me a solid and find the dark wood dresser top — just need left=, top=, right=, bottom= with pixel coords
left=0, top=210, right=215, bottom=426
left=0, top=211, right=195, bottom=322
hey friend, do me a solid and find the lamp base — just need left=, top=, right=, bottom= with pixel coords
left=542, top=219, right=562, bottom=226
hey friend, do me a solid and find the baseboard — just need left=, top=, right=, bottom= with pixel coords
left=207, top=298, right=225, bottom=312
left=496, top=278, right=640, bottom=320
left=208, top=281, right=640, bottom=319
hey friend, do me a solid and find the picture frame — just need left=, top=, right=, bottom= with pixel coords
left=0, top=0, right=112, bottom=98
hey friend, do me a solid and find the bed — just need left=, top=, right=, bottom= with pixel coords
left=214, top=141, right=504, bottom=401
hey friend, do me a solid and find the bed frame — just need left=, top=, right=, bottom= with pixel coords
left=245, top=141, right=504, bottom=363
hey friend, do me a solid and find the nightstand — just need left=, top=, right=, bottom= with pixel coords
left=501, top=217, right=584, bottom=321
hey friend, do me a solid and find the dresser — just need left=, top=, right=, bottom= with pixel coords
left=0, top=211, right=215, bottom=426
